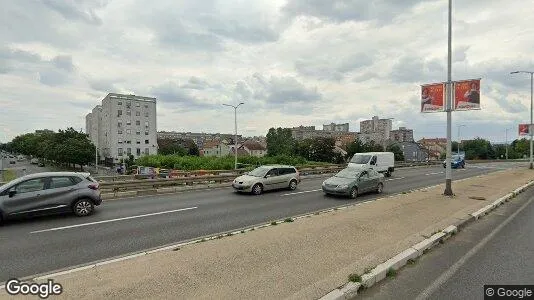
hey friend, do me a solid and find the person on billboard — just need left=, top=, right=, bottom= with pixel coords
left=463, top=82, right=480, bottom=104
left=421, top=87, right=442, bottom=112
left=519, top=125, right=529, bottom=136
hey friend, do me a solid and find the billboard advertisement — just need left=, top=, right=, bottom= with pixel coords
left=519, top=124, right=531, bottom=136
left=421, top=83, right=445, bottom=113
left=454, top=79, right=481, bottom=111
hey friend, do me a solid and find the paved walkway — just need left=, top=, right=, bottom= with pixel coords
left=1, top=168, right=533, bottom=300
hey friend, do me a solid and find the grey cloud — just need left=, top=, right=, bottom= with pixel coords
left=198, top=15, right=279, bottom=43
left=263, top=76, right=322, bottom=104
left=181, top=76, right=211, bottom=90
left=39, top=69, right=70, bottom=86
left=88, top=79, right=119, bottom=93
left=295, top=53, right=374, bottom=81
left=453, top=46, right=469, bottom=63
left=42, top=0, right=106, bottom=25
left=282, top=0, right=429, bottom=23
left=149, top=81, right=215, bottom=111
left=156, top=20, right=224, bottom=51
left=51, top=55, right=76, bottom=72
left=390, top=55, right=446, bottom=83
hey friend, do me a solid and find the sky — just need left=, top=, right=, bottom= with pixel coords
left=1, top=0, right=533, bottom=144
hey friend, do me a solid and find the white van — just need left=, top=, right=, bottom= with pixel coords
left=348, top=152, right=395, bottom=177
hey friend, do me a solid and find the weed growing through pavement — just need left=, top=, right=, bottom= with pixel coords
left=348, top=274, right=362, bottom=283
left=364, top=267, right=373, bottom=274
left=271, top=221, right=278, bottom=226
left=423, top=248, right=431, bottom=255
left=284, top=218, right=294, bottom=223
left=386, top=268, right=397, bottom=277
left=407, top=258, right=417, bottom=265
left=241, top=230, right=245, bottom=233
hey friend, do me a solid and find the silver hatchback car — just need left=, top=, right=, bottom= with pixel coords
left=232, top=165, right=301, bottom=195
left=0, top=172, right=102, bottom=223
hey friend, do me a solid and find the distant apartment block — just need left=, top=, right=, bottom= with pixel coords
left=358, top=116, right=393, bottom=146
left=200, top=140, right=267, bottom=157
left=323, top=122, right=349, bottom=132
left=290, top=125, right=349, bottom=141
left=157, top=131, right=242, bottom=149
left=86, top=93, right=157, bottom=164
left=390, top=127, right=414, bottom=142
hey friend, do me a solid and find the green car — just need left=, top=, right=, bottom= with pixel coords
left=322, top=167, right=385, bottom=199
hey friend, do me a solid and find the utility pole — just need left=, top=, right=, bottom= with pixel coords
left=510, top=71, right=534, bottom=169
left=444, top=0, right=454, bottom=196
left=223, top=102, right=245, bottom=170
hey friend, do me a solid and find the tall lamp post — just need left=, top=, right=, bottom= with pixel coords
left=505, top=127, right=512, bottom=160
left=510, top=71, right=534, bottom=169
left=444, top=0, right=454, bottom=196
left=457, top=124, right=466, bottom=156
left=223, top=102, right=244, bottom=170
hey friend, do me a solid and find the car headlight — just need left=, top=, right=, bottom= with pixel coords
left=338, top=184, right=349, bottom=189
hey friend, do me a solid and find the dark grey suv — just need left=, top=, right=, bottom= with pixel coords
left=0, top=172, right=102, bottom=223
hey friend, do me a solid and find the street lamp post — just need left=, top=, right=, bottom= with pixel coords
left=444, top=0, right=454, bottom=196
left=223, top=102, right=244, bottom=170
left=505, top=127, right=512, bottom=160
left=457, top=124, right=466, bottom=156
left=510, top=71, right=534, bottom=169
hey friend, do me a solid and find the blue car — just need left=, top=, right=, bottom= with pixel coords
left=443, top=155, right=465, bottom=169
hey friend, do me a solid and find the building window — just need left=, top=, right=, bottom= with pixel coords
left=126, top=120, right=131, bottom=125
left=126, top=129, right=131, bottom=134
left=126, top=140, right=131, bottom=144
left=118, top=101, right=122, bottom=106
left=136, top=102, right=140, bottom=107
left=118, top=129, right=123, bottom=134
left=118, top=121, right=123, bottom=128
left=127, top=148, right=132, bottom=155
left=136, top=140, right=141, bottom=144
left=118, top=148, right=123, bottom=156
left=145, top=112, right=149, bottom=117
left=145, top=121, right=149, bottom=129
left=126, top=101, right=131, bottom=108
left=136, top=120, right=140, bottom=126
left=145, top=140, right=149, bottom=144
left=118, top=139, right=123, bottom=144
left=136, top=111, right=140, bottom=116
left=145, top=148, right=149, bottom=155
left=127, top=110, right=131, bottom=116
left=144, top=104, right=148, bottom=108
left=117, top=110, right=122, bottom=116
left=136, top=148, right=141, bottom=156
left=145, top=131, right=149, bottom=135
left=136, top=131, right=141, bottom=135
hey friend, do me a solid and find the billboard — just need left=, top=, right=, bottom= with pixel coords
left=519, top=124, right=531, bottom=136
left=454, top=79, right=481, bottom=111
left=421, top=83, right=445, bottom=113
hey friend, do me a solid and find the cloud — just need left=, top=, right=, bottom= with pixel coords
left=149, top=81, right=217, bottom=111
left=42, top=0, right=106, bottom=25
left=295, top=53, right=374, bottom=81
left=181, top=76, right=211, bottom=90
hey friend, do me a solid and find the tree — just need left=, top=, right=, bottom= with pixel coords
left=362, top=140, right=384, bottom=152
left=266, top=127, right=296, bottom=156
left=346, top=139, right=366, bottom=158
left=308, top=137, right=336, bottom=163
left=386, top=144, right=405, bottom=161
left=157, top=138, right=188, bottom=156
left=462, top=138, right=495, bottom=159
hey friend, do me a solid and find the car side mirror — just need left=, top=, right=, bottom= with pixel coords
left=265, top=174, right=272, bottom=178
left=8, top=190, right=16, bottom=198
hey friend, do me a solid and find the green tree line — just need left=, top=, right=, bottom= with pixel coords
left=1, top=128, right=95, bottom=169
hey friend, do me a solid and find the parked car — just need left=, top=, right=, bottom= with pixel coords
left=322, top=167, right=385, bottom=199
left=9, top=159, right=16, bottom=164
left=348, top=152, right=395, bottom=177
left=443, top=154, right=465, bottom=169
left=0, top=172, right=102, bottom=223
left=232, top=165, right=300, bottom=195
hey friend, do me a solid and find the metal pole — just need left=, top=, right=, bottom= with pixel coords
left=505, top=128, right=509, bottom=160
left=457, top=125, right=460, bottom=156
left=530, top=73, right=533, bottom=169
left=444, top=0, right=453, bottom=196
left=234, top=107, right=238, bottom=170
left=95, top=131, right=98, bottom=175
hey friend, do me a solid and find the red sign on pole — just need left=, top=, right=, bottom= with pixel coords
left=421, top=83, right=445, bottom=113
left=519, top=124, right=531, bottom=136
left=454, top=79, right=481, bottom=111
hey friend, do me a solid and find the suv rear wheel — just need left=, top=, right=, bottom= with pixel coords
left=73, top=199, right=94, bottom=217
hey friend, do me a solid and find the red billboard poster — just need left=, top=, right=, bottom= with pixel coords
left=454, top=79, right=481, bottom=111
left=421, top=83, right=445, bottom=113
left=519, top=124, right=531, bottom=136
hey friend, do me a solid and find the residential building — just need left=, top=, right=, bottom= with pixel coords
left=86, top=93, right=157, bottom=164
left=290, top=125, right=349, bottom=141
left=359, top=116, right=393, bottom=146
left=418, top=138, right=447, bottom=160
left=157, top=131, right=241, bottom=149
left=323, top=122, right=349, bottom=132
left=389, top=127, right=414, bottom=143
left=241, top=140, right=267, bottom=157
left=202, top=140, right=231, bottom=157
left=393, top=141, right=429, bottom=162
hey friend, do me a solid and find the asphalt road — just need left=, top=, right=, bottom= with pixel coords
left=356, top=175, right=534, bottom=300
left=0, top=162, right=526, bottom=283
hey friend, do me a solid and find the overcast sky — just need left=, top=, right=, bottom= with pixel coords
left=1, top=0, right=533, bottom=143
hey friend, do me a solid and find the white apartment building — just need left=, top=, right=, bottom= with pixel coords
left=86, top=93, right=157, bottom=164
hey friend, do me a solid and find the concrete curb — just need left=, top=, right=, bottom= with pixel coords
left=319, top=179, right=534, bottom=299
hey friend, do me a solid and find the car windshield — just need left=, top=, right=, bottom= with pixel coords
left=335, top=168, right=361, bottom=179
left=247, top=166, right=271, bottom=177
left=350, top=155, right=371, bottom=164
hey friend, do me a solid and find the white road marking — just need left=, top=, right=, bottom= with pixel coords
left=426, top=172, right=444, bottom=176
left=386, top=177, right=405, bottom=181
left=30, top=207, right=198, bottom=234
left=281, top=189, right=322, bottom=196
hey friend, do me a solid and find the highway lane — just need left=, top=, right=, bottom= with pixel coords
left=356, top=177, right=534, bottom=300
left=0, top=162, right=525, bottom=283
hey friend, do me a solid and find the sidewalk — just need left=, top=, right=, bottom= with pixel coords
left=2, top=168, right=533, bottom=300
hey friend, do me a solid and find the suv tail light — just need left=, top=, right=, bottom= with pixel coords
left=88, top=183, right=99, bottom=190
